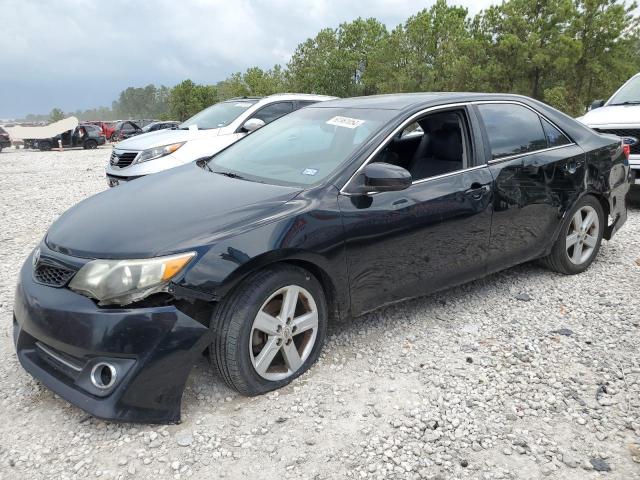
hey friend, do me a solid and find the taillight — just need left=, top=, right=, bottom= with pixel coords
left=623, top=143, right=630, bottom=159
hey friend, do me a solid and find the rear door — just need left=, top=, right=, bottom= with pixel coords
left=475, top=102, right=585, bottom=272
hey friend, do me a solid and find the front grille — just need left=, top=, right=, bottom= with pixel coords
left=110, top=151, right=138, bottom=168
left=594, top=128, right=640, bottom=154
left=34, top=263, right=76, bottom=287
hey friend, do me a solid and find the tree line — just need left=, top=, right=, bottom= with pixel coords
left=36, top=0, right=640, bottom=123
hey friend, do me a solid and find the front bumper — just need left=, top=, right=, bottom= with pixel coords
left=13, top=254, right=210, bottom=423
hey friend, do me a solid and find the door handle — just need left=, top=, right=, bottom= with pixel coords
left=466, top=183, right=490, bottom=200
left=392, top=198, right=409, bottom=209
left=565, top=160, right=577, bottom=174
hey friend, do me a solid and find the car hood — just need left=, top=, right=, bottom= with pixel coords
left=46, top=163, right=303, bottom=259
left=577, top=104, right=640, bottom=126
left=115, top=128, right=222, bottom=151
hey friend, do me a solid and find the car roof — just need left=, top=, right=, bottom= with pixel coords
left=224, top=93, right=337, bottom=107
left=309, top=92, right=551, bottom=111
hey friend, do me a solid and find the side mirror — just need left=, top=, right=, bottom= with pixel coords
left=589, top=99, right=605, bottom=111
left=242, top=118, right=266, bottom=133
left=348, top=162, right=412, bottom=195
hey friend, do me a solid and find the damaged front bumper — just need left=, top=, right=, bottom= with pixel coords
left=13, top=255, right=211, bottom=424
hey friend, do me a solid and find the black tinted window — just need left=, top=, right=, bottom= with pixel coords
left=478, top=104, right=547, bottom=159
left=541, top=118, right=570, bottom=147
left=253, top=102, right=294, bottom=123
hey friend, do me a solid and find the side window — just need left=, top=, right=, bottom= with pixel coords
left=400, top=122, right=424, bottom=140
left=478, top=104, right=547, bottom=160
left=372, top=110, right=470, bottom=182
left=541, top=118, right=571, bottom=147
left=122, top=122, right=135, bottom=133
left=253, top=102, right=295, bottom=124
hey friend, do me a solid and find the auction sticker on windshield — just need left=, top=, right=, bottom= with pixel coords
left=326, top=116, right=365, bottom=129
left=234, top=103, right=253, bottom=108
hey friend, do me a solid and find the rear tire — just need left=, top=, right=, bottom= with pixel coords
left=540, top=195, right=604, bottom=275
left=209, top=264, right=327, bottom=396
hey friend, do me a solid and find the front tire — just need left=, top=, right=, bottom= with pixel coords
left=209, top=264, right=327, bottom=396
left=540, top=195, right=604, bottom=274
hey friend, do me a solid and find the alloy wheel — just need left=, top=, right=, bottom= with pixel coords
left=249, top=285, right=318, bottom=381
left=566, top=205, right=599, bottom=265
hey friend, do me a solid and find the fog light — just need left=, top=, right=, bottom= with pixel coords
left=90, top=362, right=117, bottom=389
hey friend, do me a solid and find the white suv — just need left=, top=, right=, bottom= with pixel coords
left=577, top=73, right=640, bottom=183
left=106, top=93, right=335, bottom=186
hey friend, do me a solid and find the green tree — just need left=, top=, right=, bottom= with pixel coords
left=169, top=80, right=219, bottom=120
left=49, top=108, right=65, bottom=122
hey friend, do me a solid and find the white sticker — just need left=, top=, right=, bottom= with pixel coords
left=234, top=102, right=253, bottom=108
left=188, top=124, right=198, bottom=131
left=326, top=116, right=365, bottom=129
left=302, top=168, right=318, bottom=176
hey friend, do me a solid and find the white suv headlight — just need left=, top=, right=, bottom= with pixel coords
left=136, top=142, right=185, bottom=163
left=69, top=252, right=195, bottom=306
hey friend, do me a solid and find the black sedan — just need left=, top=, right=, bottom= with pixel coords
left=13, top=93, right=630, bottom=423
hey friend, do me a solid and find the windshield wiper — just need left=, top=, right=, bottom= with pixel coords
left=609, top=101, right=640, bottom=106
left=213, top=170, right=247, bottom=180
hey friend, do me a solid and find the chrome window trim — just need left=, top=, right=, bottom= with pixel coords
left=340, top=102, right=473, bottom=195
left=411, top=164, right=487, bottom=185
left=486, top=143, right=577, bottom=165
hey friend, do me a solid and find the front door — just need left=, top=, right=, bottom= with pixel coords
left=338, top=106, right=493, bottom=316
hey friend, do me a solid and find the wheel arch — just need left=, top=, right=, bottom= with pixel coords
left=547, top=191, right=609, bottom=251
left=208, top=250, right=347, bottom=323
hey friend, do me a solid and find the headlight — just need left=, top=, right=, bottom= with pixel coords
left=69, top=252, right=195, bottom=305
left=136, top=142, right=185, bottom=163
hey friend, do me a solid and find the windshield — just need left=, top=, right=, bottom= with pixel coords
left=206, top=107, right=396, bottom=186
left=609, top=76, right=640, bottom=105
left=141, top=123, right=157, bottom=132
left=180, top=100, right=258, bottom=130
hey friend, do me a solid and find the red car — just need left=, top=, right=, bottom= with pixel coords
left=86, top=121, right=117, bottom=141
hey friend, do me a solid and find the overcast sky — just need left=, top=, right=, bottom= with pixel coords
left=0, top=0, right=496, bottom=118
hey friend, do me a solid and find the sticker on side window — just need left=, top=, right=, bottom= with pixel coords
left=326, top=116, right=365, bottom=129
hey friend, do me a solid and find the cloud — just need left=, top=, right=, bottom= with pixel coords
left=0, top=0, right=496, bottom=118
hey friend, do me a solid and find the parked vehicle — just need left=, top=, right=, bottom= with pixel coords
left=577, top=72, right=640, bottom=183
left=105, top=94, right=335, bottom=186
left=86, top=121, right=116, bottom=140
left=10, top=117, right=79, bottom=149
left=13, top=93, right=629, bottom=423
left=110, top=121, right=142, bottom=142
left=35, top=124, right=106, bottom=150
left=141, top=121, right=179, bottom=133
left=0, top=126, right=10, bottom=152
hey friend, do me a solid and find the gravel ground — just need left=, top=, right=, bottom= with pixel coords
left=0, top=147, right=639, bottom=480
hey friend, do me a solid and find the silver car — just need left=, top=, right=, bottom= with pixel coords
left=106, top=93, right=335, bottom=186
